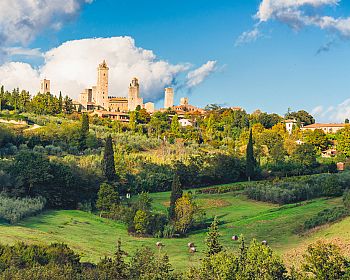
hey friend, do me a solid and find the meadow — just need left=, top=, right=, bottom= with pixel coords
left=0, top=185, right=347, bottom=270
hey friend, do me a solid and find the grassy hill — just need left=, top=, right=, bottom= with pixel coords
left=0, top=190, right=346, bottom=270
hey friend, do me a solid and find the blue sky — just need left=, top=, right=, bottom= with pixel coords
left=1, top=0, right=350, bottom=121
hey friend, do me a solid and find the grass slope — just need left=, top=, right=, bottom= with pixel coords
left=0, top=191, right=344, bottom=270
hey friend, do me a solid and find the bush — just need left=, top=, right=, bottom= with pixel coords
left=244, top=172, right=350, bottom=205
left=302, top=207, right=349, bottom=232
left=0, top=194, right=45, bottom=224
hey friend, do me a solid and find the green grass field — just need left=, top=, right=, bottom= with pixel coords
left=0, top=189, right=347, bottom=270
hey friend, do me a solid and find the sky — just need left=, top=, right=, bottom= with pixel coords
left=0, top=0, right=350, bottom=122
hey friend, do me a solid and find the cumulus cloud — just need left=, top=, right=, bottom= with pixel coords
left=0, top=0, right=92, bottom=47
left=312, top=99, right=350, bottom=122
left=0, top=37, right=217, bottom=102
left=238, top=0, right=350, bottom=47
left=235, top=27, right=261, bottom=46
left=186, top=61, right=217, bottom=88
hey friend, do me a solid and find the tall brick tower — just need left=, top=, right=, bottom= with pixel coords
left=40, top=79, right=50, bottom=94
left=96, top=60, right=109, bottom=109
left=164, top=87, right=174, bottom=109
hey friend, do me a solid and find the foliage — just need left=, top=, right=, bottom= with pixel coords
left=302, top=207, right=349, bottom=232
left=205, top=216, right=223, bottom=257
left=245, top=173, right=349, bottom=205
left=291, top=143, right=317, bottom=167
left=174, top=193, right=198, bottom=234
left=133, top=210, right=150, bottom=234
left=0, top=194, right=45, bottom=224
left=96, top=183, right=119, bottom=213
left=169, top=173, right=183, bottom=220
left=302, top=241, right=350, bottom=279
left=103, top=135, right=116, bottom=182
left=344, top=189, right=350, bottom=210
left=246, top=129, right=256, bottom=181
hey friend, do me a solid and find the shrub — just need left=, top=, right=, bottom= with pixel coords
left=302, top=207, right=349, bottom=232
left=0, top=194, right=46, bottom=224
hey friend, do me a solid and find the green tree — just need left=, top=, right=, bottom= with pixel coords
left=291, top=143, right=317, bottom=167
left=205, top=216, right=223, bottom=257
left=168, top=173, right=183, bottom=220
left=96, top=183, right=119, bottom=213
left=175, top=193, right=196, bottom=234
left=11, top=151, right=52, bottom=196
left=302, top=241, right=349, bottom=280
left=246, top=129, right=256, bottom=181
left=133, top=209, right=149, bottom=234
left=304, top=129, right=330, bottom=152
left=58, top=91, right=63, bottom=112
left=63, top=95, right=74, bottom=114
left=343, top=189, right=350, bottom=210
left=103, top=135, right=116, bottom=182
left=129, top=111, right=137, bottom=132
left=171, top=114, right=180, bottom=135
left=337, top=126, right=350, bottom=157
left=79, top=113, right=89, bottom=150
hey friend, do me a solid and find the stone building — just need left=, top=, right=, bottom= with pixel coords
left=96, top=60, right=109, bottom=109
left=108, top=96, right=128, bottom=112
left=128, top=77, right=143, bottom=111
left=144, top=102, right=155, bottom=113
left=164, top=88, right=174, bottom=109
left=40, top=79, right=50, bottom=94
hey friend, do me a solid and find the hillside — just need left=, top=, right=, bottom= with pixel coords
left=0, top=191, right=345, bottom=270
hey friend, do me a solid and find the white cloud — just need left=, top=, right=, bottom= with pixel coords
left=0, top=0, right=92, bottom=47
left=239, top=0, right=350, bottom=45
left=0, top=37, right=216, bottom=102
left=312, top=99, right=350, bottom=122
left=4, top=47, right=43, bottom=58
left=186, top=61, right=217, bottom=88
left=235, top=27, right=261, bottom=46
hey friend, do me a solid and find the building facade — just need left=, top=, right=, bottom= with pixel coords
left=301, top=123, right=346, bottom=134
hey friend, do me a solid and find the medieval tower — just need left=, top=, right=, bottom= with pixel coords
left=164, top=87, right=174, bottom=109
left=128, top=77, right=143, bottom=111
left=96, top=60, right=109, bottom=109
left=40, top=79, right=50, bottom=94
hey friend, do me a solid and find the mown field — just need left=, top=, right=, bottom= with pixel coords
left=0, top=187, right=347, bottom=270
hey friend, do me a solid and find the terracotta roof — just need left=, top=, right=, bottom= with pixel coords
left=303, top=123, right=346, bottom=128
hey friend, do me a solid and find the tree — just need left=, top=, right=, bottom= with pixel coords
left=168, top=173, right=183, bottom=220
left=103, top=135, right=116, bottom=182
left=63, top=95, right=74, bottom=114
left=246, top=129, right=256, bottom=181
left=96, top=183, right=119, bottom=213
left=205, top=216, right=223, bottom=257
left=343, top=189, right=350, bottom=210
left=79, top=113, right=89, bottom=150
left=171, top=114, right=180, bottom=135
left=11, top=151, right=52, bottom=196
left=337, top=126, right=350, bottom=157
left=304, top=129, right=330, bottom=152
left=175, top=193, right=196, bottom=234
left=286, top=110, right=315, bottom=126
left=58, top=91, right=63, bottom=112
left=133, top=210, right=149, bottom=234
left=291, top=143, right=317, bottom=167
left=129, top=111, right=137, bottom=131
left=345, top=118, right=349, bottom=124
left=302, top=241, right=349, bottom=280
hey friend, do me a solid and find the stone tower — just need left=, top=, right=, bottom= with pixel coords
left=96, top=60, right=109, bottom=109
left=128, top=77, right=143, bottom=111
left=180, top=97, right=189, bottom=106
left=40, top=79, right=50, bottom=94
left=164, top=87, right=174, bottom=109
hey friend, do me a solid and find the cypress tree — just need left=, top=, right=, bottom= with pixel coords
left=205, top=216, right=223, bottom=257
left=103, top=135, right=116, bottom=182
left=168, top=173, right=183, bottom=220
left=58, top=91, right=63, bottom=112
left=79, top=113, right=89, bottom=151
left=246, top=129, right=255, bottom=181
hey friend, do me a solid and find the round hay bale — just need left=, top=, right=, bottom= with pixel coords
left=232, top=235, right=239, bottom=241
left=189, top=246, right=196, bottom=253
left=188, top=242, right=194, bottom=248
